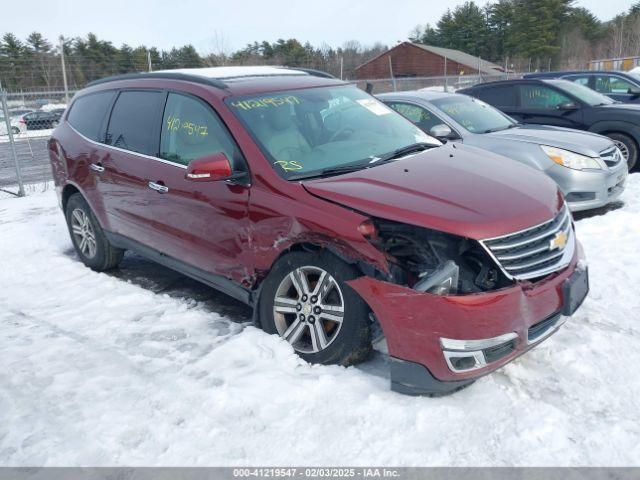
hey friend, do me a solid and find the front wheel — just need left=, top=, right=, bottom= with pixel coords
left=11, top=126, right=19, bottom=135
left=608, top=132, right=637, bottom=171
left=259, top=251, right=372, bottom=366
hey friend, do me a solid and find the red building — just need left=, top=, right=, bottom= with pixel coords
left=354, top=42, right=504, bottom=80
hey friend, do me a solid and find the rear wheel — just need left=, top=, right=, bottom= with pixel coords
left=608, top=132, right=637, bottom=171
left=11, top=126, right=19, bottom=135
left=259, top=251, right=372, bottom=366
left=65, top=193, right=124, bottom=271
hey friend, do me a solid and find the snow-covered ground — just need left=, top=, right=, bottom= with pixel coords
left=0, top=176, right=639, bottom=466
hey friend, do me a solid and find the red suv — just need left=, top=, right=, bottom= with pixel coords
left=48, top=67, right=589, bottom=395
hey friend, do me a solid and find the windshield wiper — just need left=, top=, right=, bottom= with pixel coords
left=483, top=123, right=519, bottom=134
left=289, top=163, right=369, bottom=181
left=374, top=142, right=436, bottom=163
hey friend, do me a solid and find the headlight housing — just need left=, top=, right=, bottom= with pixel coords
left=541, top=145, right=602, bottom=170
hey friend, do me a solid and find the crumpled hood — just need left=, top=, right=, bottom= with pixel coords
left=303, top=143, right=563, bottom=240
left=487, top=124, right=612, bottom=157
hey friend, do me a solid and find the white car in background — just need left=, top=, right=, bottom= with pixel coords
left=0, top=114, right=27, bottom=136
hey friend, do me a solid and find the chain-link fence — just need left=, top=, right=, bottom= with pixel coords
left=0, top=84, right=66, bottom=197
left=0, top=71, right=520, bottom=198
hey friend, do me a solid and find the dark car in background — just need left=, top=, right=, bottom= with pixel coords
left=459, top=79, right=640, bottom=170
left=20, top=110, right=61, bottom=130
left=524, top=70, right=640, bottom=104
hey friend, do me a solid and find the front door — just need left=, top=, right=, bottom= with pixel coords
left=143, top=92, right=251, bottom=284
left=517, top=84, right=584, bottom=128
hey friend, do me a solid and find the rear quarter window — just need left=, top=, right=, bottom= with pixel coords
left=67, top=91, right=116, bottom=141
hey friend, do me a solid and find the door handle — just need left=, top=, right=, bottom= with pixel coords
left=90, top=163, right=104, bottom=172
left=148, top=181, right=169, bottom=193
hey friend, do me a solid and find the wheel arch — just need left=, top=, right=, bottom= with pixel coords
left=589, top=121, right=640, bottom=148
left=250, top=240, right=382, bottom=328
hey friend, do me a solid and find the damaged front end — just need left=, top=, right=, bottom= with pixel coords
left=365, top=218, right=513, bottom=295
left=347, top=217, right=583, bottom=396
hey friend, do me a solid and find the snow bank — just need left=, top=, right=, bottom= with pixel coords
left=0, top=176, right=639, bottom=466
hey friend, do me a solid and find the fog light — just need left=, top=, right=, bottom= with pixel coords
left=443, top=350, right=485, bottom=373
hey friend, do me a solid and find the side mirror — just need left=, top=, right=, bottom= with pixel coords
left=186, top=152, right=233, bottom=182
left=429, top=123, right=455, bottom=141
left=628, top=88, right=640, bottom=97
left=557, top=101, right=579, bottom=111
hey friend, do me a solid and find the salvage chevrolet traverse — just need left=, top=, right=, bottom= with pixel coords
left=48, top=67, right=589, bottom=395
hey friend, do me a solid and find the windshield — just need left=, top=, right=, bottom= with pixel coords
left=226, top=85, right=438, bottom=179
left=549, top=80, right=615, bottom=106
left=431, top=95, right=515, bottom=133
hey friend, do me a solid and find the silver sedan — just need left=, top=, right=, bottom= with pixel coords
left=378, top=90, right=628, bottom=212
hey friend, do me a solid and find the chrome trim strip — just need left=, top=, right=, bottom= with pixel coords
left=67, top=123, right=188, bottom=170
left=440, top=332, right=518, bottom=351
left=527, top=315, right=567, bottom=345
left=503, top=249, right=565, bottom=271
left=479, top=206, right=575, bottom=281
left=482, top=204, right=568, bottom=242
left=485, top=211, right=570, bottom=250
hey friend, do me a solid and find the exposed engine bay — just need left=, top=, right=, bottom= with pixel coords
left=369, top=219, right=513, bottom=294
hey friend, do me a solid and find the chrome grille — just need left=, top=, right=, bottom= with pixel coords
left=480, top=206, right=574, bottom=280
left=600, top=146, right=623, bottom=168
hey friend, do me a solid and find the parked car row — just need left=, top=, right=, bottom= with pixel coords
left=50, top=67, right=598, bottom=396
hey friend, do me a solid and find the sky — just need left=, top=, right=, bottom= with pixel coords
left=2, top=0, right=635, bottom=53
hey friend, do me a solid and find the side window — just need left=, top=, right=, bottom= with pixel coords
left=160, top=93, right=243, bottom=168
left=106, top=90, right=163, bottom=155
left=595, top=75, right=636, bottom=94
left=566, top=76, right=590, bottom=87
left=476, top=86, right=516, bottom=108
left=520, top=85, right=571, bottom=109
left=386, top=102, right=444, bottom=132
left=68, top=91, right=116, bottom=141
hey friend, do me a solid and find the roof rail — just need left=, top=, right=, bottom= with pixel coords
left=286, top=67, right=336, bottom=79
left=86, top=72, right=228, bottom=89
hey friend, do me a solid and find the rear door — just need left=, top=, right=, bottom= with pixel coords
left=472, top=84, right=519, bottom=119
left=516, top=83, right=584, bottom=128
left=98, top=89, right=165, bottom=246
left=142, top=91, right=251, bottom=284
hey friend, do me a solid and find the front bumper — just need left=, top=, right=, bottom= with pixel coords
left=547, top=162, right=628, bottom=212
left=347, top=241, right=587, bottom=395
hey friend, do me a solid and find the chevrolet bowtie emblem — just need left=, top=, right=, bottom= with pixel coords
left=549, top=231, right=568, bottom=251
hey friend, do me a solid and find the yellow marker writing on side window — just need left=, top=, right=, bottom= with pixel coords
left=166, top=115, right=208, bottom=136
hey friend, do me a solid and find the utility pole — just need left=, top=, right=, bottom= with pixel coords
left=444, top=56, right=448, bottom=92
left=339, top=56, right=344, bottom=80
left=388, top=56, right=396, bottom=92
left=59, top=36, right=69, bottom=105
left=147, top=50, right=153, bottom=72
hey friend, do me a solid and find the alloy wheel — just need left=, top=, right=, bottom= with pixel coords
left=273, top=266, right=345, bottom=354
left=613, top=139, right=630, bottom=162
left=70, top=208, right=97, bottom=259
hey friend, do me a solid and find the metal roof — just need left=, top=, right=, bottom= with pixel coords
left=355, top=42, right=504, bottom=76
left=411, top=44, right=504, bottom=75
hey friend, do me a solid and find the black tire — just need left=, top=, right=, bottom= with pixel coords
left=65, top=193, right=124, bottom=271
left=11, top=126, right=19, bottom=135
left=259, top=250, right=372, bottom=366
left=608, top=132, right=637, bottom=171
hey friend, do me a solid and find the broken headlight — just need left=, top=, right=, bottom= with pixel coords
left=366, top=218, right=512, bottom=294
